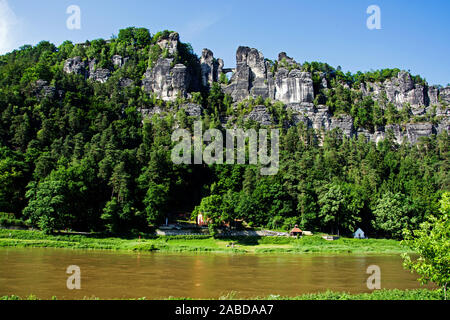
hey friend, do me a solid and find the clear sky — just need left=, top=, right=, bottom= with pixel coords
left=1, top=0, right=449, bottom=85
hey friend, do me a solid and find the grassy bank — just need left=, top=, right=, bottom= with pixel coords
left=0, top=289, right=444, bottom=300
left=0, top=229, right=409, bottom=254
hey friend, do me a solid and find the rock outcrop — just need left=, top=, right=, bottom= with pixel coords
left=64, top=56, right=123, bottom=83
left=119, top=78, right=133, bottom=88
left=89, top=68, right=111, bottom=84
left=87, top=59, right=111, bottom=83
left=224, top=47, right=314, bottom=105
left=361, top=71, right=426, bottom=109
left=405, top=123, right=434, bottom=144
left=156, top=32, right=179, bottom=56
left=181, top=103, right=203, bottom=117
left=200, top=49, right=220, bottom=87
left=224, top=47, right=270, bottom=101
left=440, top=87, right=450, bottom=104
left=63, top=57, right=86, bottom=77
left=112, top=55, right=124, bottom=67
left=142, top=32, right=199, bottom=101
left=246, top=105, right=273, bottom=126
left=285, top=102, right=447, bottom=145
left=142, top=58, right=191, bottom=101
left=33, top=80, right=56, bottom=99
left=62, top=39, right=448, bottom=145
left=361, top=71, right=449, bottom=115
left=274, top=69, right=314, bottom=104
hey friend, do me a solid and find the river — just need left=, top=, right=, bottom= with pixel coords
left=0, top=248, right=429, bottom=299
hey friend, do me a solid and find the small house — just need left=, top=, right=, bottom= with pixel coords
left=353, top=228, right=366, bottom=239
left=197, top=213, right=208, bottom=227
left=290, top=225, right=303, bottom=237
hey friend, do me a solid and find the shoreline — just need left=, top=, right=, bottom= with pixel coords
left=1, top=289, right=444, bottom=300
left=0, top=229, right=410, bottom=255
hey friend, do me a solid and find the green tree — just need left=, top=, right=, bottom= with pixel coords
left=402, top=192, right=450, bottom=299
left=318, top=182, right=362, bottom=235
left=194, top=194, right=223, bottom=235
left=372, top=192, right=415, bottom=239
left=144, top=182, right=169, bottom=225
left=23, top=180, right=69, bottom=234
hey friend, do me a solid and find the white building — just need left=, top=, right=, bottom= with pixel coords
left=353, top=228, right=366, bottom=239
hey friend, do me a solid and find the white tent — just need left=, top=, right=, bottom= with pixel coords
left=354, top=228, right=366, bottom=239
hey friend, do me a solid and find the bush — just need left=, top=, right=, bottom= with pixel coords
left=0, top=213, right=29, bottom=228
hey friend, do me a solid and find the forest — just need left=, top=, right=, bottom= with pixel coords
left=0, top=27, right=448, bottom=238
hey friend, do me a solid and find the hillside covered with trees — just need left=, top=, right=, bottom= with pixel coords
left=0, top=27, right=448, bottom=238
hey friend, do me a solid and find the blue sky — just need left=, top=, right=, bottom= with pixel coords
left=1, top=0, right=449, bottom=85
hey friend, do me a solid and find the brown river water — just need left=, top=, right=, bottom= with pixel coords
left=0, top=248, right=429, bottom=299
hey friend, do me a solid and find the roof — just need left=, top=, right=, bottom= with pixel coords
left=290, top=227, right=303, bottom=233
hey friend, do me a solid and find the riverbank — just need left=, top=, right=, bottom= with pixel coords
left=0, top=289, right=444, bottom=300
left=0, top=229, right=409, bottom=254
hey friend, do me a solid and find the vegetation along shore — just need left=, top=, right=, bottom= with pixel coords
left=0, top=229, right=408, bottom=254
left=1, top=289, right=445, bottom=301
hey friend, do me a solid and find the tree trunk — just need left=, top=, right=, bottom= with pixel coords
left=445, top=283, right=447, bottom=300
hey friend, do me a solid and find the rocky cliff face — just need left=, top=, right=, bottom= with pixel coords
left=440, top=87, right=450, bottom=104
left=200, top=48, right=223, bottom=87
left=223, top=47, right=314, bottom=105
left=274, top=69, right=314, bottom=104
left=63, top=55, right=122, bottom=83
left=285, top=103, right=448, bottom=145
left=246, top=105, right=273, bottom=126
left=142, top=59, right=191, bottom=101
left=141, top=32, right=198, bottom=101
left=360, top=71, right=447, bottom=116
left=88, top=59, right=111, bottom=84
left=63, top=56, right=87, bottom=76
left=63, top=39, right=449, bottom=145
left=33, top=79, right=58, bottom=99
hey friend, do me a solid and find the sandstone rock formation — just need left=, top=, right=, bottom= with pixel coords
left=181, top=103, right=203, bottom=117
left=283, top=101, right=448, bottom=145
left=224, top=47, right=314, bottom=105
left=361, top=71, right=448, bottom=114
left=142, top=59, right=191, bottom=101
left=246, top=105, right=273, bottom=126
left=62, top=40, right=448, bottom=145
left=112, top=55, right=124, bottom=67
left=33, top=80, right=56, bottom=99
left=274, top=69, right=314, bottom=104
left=200, top=49, right=219, bottom=87
left=64, top=56, right=115, bottom=83
left=440, top=87, right=450, bottom=104
left=142, top=32, right=198, bottom=101
left=156, top=32, right=179, bottom=56
left=224, top=47, right=270, bottom=101
left=63, top=57, right=86, bottom=77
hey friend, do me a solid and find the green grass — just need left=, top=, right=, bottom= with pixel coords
left=0, top=289, right=445, bottom=300
left=0, top=229, right=410, bottom=254
left=253, top=289, right=445, bottom=300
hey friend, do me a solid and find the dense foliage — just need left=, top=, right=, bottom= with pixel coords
left=0, top=28, right=448, bottom=238
left=402, top=192, right=449, bottom=299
